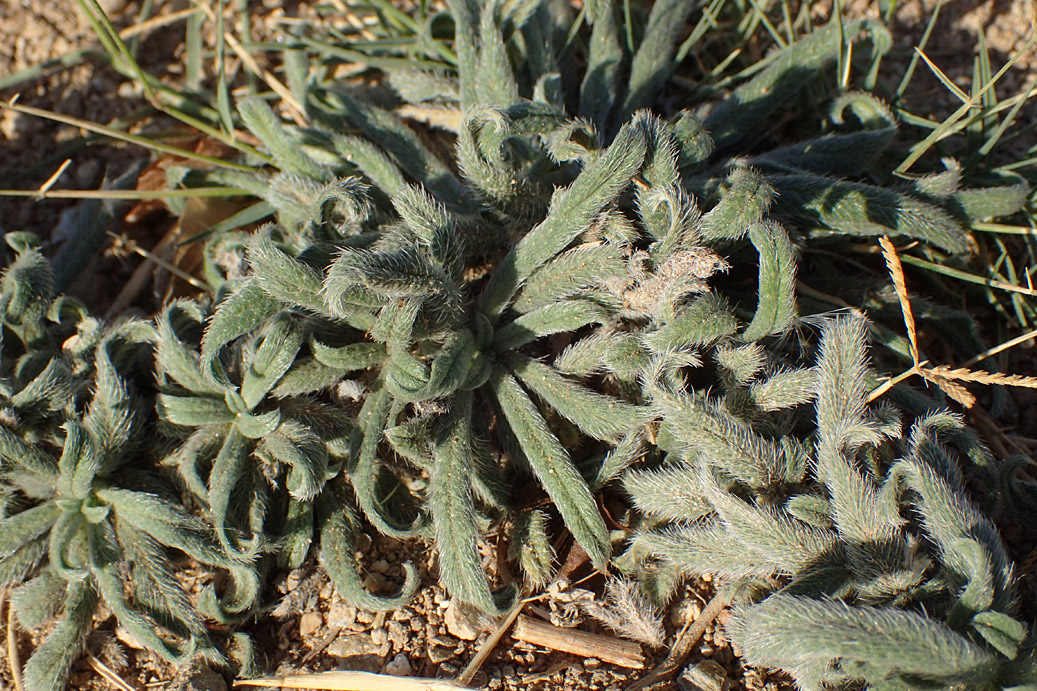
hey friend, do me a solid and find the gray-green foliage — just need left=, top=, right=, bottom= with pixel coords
left=5, top=0, right=1035, bottom=688
left=0, top=245, right=256, bottom=691
left=626, top=316, right=1033, bottom=689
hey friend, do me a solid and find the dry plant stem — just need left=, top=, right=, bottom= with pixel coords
left=119, top=7, right=202, bottom=39
left=105, top=224, right=182, bottom=319
left=511, top=614, right=646, bottom=669
left=625, top=589, right=730, bottom=691
left=106, top=231, right=212, bottom=291
left=457, top=596, right=528, bottom=686
left=960, top=327, right=1037, bottom=368
left=86, top=652, right=136, bottom=691
left=193, top=1, right=308, bottom=125
left=5, top=590, right=24, bottom=691
left=233, top=670, right=466, bottom=690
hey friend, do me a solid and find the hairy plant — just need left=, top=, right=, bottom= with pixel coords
left=5, top=0, right=1035, bottom=687
left=160, top=0, right=1028, bottom=619
left=625, top=316, right=1034, bottom=689
left=0, top=249, right=256, bottom=691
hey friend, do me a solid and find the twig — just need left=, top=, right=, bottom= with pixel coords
left=299, top=627, right=344, bottom=667
left=234, top=670, right=466, bottom=690
left=961, top=326, right=1037, bottom=368
left=511, top=615, right=645, bottom=669
left=86, top=651, right=138, bottom=691
left=457, top=595, right=526, bottom=686
left=625, top=588, right=731, bottom=691
left=106, top=231, right=212, bottom=292
left=6, top=589, right=24, bottom=691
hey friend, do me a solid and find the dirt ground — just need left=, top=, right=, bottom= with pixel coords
left=0, top=1, right=1036, bottom=690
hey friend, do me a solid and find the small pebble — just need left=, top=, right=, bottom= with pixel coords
left=444, top=599, right=480, bottom=641
left=298, top=612, right=323, bottom=638
left=427, top=644, right=454, bottom=664
left=383, top=653, right=412, bottom=677
left=678, top=659, right=728, bottom=691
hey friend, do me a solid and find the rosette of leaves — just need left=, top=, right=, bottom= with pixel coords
left=154, top=290, right=419, bottom=612
left=242, top=110, right=665, bottom=612
left=0, top=318, right=254, bottom=691
left=165, top=0, right=1031, bottom=615
left=624, top=316, right=1034, bottom=689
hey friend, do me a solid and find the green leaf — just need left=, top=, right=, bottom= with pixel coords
left=481, top=116, right=649, bottom=318
left=430, top=392, right=498, bottom=613
left=239, top=314, right=304, bottom=409
left=157, top=395, right=235, bottom=427
left=771, top=174, right=969, bottom=254
left=508, top=353, right=645, bottom=440
left=513, top=243, right=626, bottom=314
left=257, top=421, right=329, bottom=502
left=705, top=19, right=890, bottom=150
left=642, top=294, right=738, bottom=353
left=201, top=279, right=282, bottom=377
left=972, top=611, right=1026, bottom=660
left=247, top=230, right=329, bottom=315
left=493, top=298, right=611, bottom=351
left=622, top=0, right=697, bottom=115
left=490, top=368, right=609, bottom=568
left=319, top=488, right=419, bottom=611
left=742, top=221, right=796, bottom=341
left=22, top=579, right=98, bottom=691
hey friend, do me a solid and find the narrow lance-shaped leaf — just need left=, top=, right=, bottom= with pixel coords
left=494, top=299, right=611, bottom=351
left=770, top=174, right=969, bottom=254
left=743, top=221, right=797, bottom=341
left=348, top=388, right=424, bottom=537
left=622, top=0, right=698, bottom=115
left=319, top=489, right=420, bottom=611
left=238, top=97, right=324, bottom=178
left=430, top=391, right=499, bottom=613
left=705, top=19, right=890, bottom=150
left=481, top=116, right=649, bottom=318
left=579, top=0, right=624, bottom=132
left=727, top=595, right=996, bottom=690
left=507, top=353, right=645, bottom=440
left=22, top=580, right=98, bottom=691
left=490, top=369, right=610, bottom=568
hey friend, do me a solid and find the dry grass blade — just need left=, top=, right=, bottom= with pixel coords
left=5, top=590, right=24, bottom=691
left=961, top=327, right=1037, bottom=368
left=86, top=652, right=137, bottom=691
left=233, top=671, right=468, bottom=690
left=0, top=187, right=248, bottom=200
left=879, top=236, right=919, bottom=366
left=118, top=7, right=201, bottom=39
left=193, top=2, right=308, bottom=126
left=37, top=159, right=73, bottom=199
left=0, top=100, right=254, bottom=172
left=457, top=595, right=527, bottom=686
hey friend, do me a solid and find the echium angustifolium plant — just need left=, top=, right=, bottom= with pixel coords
left=0, top=236, right=257, bottom=691
left=167, top=0, right=1031, bottom=617
left=6, top=0, right=1035, bottom=687
left=624, top=316, right=1037, bottom=689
